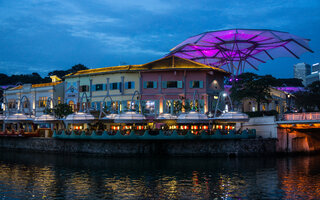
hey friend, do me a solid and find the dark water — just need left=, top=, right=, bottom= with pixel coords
left=0, top=151, right=320, bottom=200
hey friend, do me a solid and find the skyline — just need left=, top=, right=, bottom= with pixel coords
left=0, top=0, right=319, bottom=78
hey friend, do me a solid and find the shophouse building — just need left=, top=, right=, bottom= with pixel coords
left=3, top=76, right=64, bottom=116
left=64, top=56, right=229, bottom=116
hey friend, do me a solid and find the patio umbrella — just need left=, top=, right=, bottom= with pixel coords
left=168, top=29, right=313, bottom=76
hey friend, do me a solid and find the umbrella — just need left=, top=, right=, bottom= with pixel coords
left=168, top=29, right=313, bottom=75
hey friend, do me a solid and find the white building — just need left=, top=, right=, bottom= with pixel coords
left=306, top=63, right=320, bottom=86
left=3, top=76, right=64, bottom=117
left=294, top=63, right=311, bottom=86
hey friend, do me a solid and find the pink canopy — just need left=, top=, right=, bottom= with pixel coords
left=168, top=29, right=313, bottom=75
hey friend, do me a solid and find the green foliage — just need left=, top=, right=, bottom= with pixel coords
left=0, top=64, right=88, bottom=86
left=294, top=81, right=320, bottom=112
left=173, top=100, right=183, bottom=114
left=52, top=103, right=73, bottom=119
left=43, top=107, right=52, bottom=114
left=48, top=64, right=88, bottom=79
left=230, top=73, right=272, bottom=112
left=183, top=101, right=192, bottom=112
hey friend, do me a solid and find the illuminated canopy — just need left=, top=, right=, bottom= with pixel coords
left=213, top=111, right=249, bottom=123
left=168, top=29, right=313, bottom=75
left=156, top=113, right=177, bottom=121
left=5, top=113, right=34, bottom=123
left=0, top=115, right=5, bottom=121
left=34, top=114, right=59, bottom=124
left=114, top=111, right=146, bottom=124
left=177, top=111, right=209, bottom=124
left=65, top=112, right=95, bottom=124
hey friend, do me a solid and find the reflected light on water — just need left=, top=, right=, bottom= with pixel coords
left=0, top=152, right=320, bottom=199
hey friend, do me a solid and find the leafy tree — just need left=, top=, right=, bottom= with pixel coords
left=52, top=103, right=73, bottom=119
left=43, top=107, right=53, bottom=114
left=48, top=64, right=88, bottom=78
left=230, top=73, right=272, bottom=112
left=295, top=81, right=320, bottom=111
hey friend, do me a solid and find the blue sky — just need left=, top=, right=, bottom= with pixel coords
left=0, top=0, right=319, bottom=78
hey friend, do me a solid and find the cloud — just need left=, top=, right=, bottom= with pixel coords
left=68, top=29, right=166, bottom=55
left=0, top=61, right=52, bottom=76
left=51, top=15, right=118, bottom=27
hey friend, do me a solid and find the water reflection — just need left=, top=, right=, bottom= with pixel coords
left=0, top=151, right=320, bottom=199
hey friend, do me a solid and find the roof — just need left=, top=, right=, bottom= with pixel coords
left=8, top=82, right=62, bottom=91
left=65, top=64, right=143, bottom=77
left=142, top=56, right=229, bottom=73
left=8, top=85, right=23, bottom=90
left=31, top=81, right=62, bottom=88
left=65, top=56, right=229, bottom=78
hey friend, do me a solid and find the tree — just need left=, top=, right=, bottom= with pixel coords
left=48, top=64, right=88, bottom=78
left=230, top=73, right=272, bottom=112
left=295, top=81, right=320, bottom=111
left=52, top=103, right=73, bottom=119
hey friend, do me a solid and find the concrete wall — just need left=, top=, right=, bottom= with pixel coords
left=276, top=128, right=320, bottom=153
left=0, top=137, right=276, bottom=156
left=242, top=116, right=277, bottom=138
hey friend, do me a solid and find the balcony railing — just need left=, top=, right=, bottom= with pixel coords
left=284, top=112, right=320, bottom=121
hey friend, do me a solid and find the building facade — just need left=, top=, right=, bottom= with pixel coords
left=64, top=56, right=229, bottom=117
left=306, top=63, right=320, bottom=86
left=294, top=63, right=311, bottom=86
left=3, top=77, right=64, bottom=117
left=140, top=56, right=226, bottom=116
left=242, top=87, right=287, bottom=114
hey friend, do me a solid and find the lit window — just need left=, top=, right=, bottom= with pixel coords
left=39, top=97, right=48, bottom=108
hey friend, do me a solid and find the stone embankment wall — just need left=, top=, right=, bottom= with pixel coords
left=0, top=137, right=276, bottom=156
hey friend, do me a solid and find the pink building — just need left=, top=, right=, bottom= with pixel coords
left=140, top=56, right=229, bottom=116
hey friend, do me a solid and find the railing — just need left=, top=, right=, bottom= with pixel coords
left=53, top=129, right=256, bottom=140
left=284, top=112, right=320, bottom=121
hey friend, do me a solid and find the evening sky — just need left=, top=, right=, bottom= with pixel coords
left=0, top=0, right=319, bottom=78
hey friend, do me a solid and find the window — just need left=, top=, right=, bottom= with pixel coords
left=125, top=81, right=135, bottom=89
left=95, top=84, right=103, bottom=91
left=69, top=100, right=75, bottom=111
left=80, top=85, right=89, bottom=92
left=110, top=82, right=122, bottom=90
left=39, top=97, right=48, bottom=108
left=8, top=100, right=16, bottom=109
left=143, top=81, right=157, bottom=89
left=23, top=101, right=29, bottom=108
left=167, top=81, right=177, bottom=88
left=162, top=81, right=183, bottom=88
left=189, top=80, right=203, bottom=88
left=144, top=100, right=156, bottom=114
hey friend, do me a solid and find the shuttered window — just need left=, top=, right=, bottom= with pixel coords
left=189, top=81, right=203, bottom=88
left=143, top=81, right=157, bottom=89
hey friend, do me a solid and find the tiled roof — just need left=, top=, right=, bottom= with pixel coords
left=8, top=82, right=62, bottom=90
left=8, top=85, right=23, bottom=90
left=65, top=65, right=143, bottom=77
left=65, top=56, right=229, bottom=78
left=32, top=81, right=62, bottom=88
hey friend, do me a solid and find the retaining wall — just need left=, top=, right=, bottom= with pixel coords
left=0, top=137, right=276, bottom=156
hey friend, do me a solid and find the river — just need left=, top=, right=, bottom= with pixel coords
left=0, top=150, right=319, bottom=199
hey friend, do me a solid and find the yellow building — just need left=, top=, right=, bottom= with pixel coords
left=242, top=87, right=287, bottom=114
left=64, top=65, right=143, bottom=113
left=64, top=56, right=229, bottom=115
